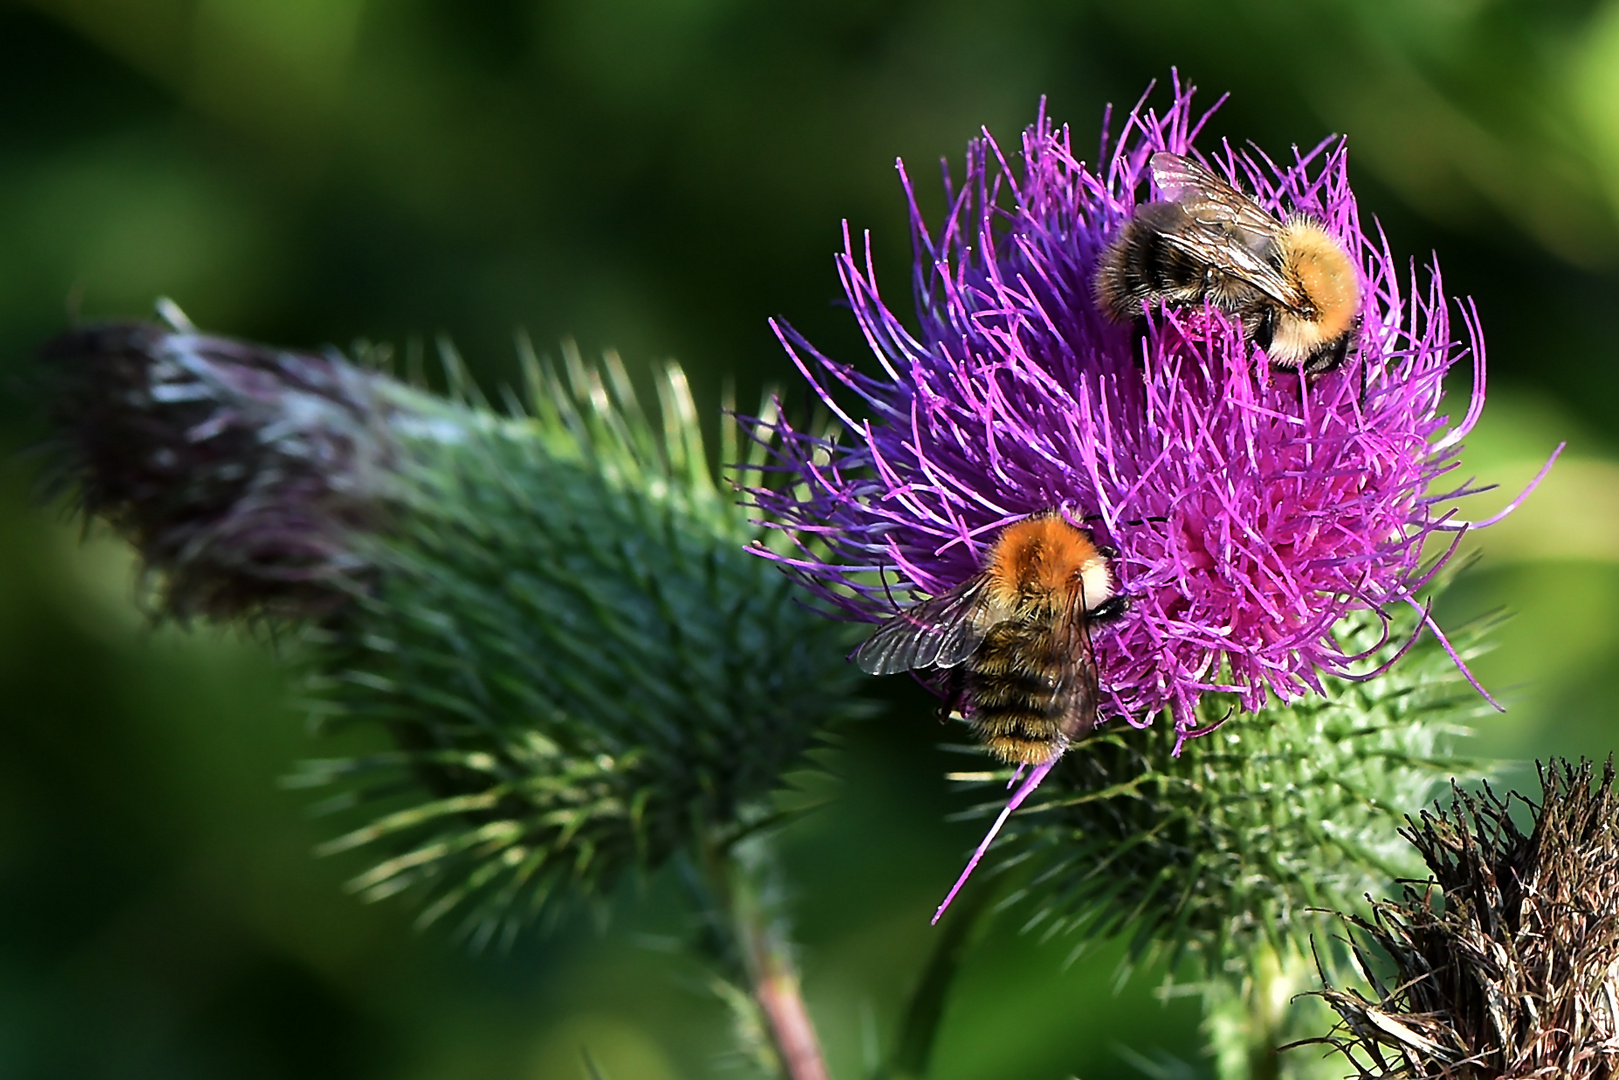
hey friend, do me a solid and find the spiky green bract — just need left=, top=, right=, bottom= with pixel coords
left=976, top=598, right=1494, bottom=979
left=284, top=345, right=863, bottom=946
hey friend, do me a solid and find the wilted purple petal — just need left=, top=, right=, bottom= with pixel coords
left=41, top=318, right=399, bottom=619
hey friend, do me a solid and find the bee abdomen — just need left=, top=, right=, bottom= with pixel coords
left=1096, top=205, right=1208, bottom=322
left=963, top=622, right=1067, bottom=763
left=969, top=673, right=1056, bottom=708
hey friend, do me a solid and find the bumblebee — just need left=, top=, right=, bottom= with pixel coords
left=855, top=515, right=1126, bottom=764
left=1095, top=151, right=1361, bottom=375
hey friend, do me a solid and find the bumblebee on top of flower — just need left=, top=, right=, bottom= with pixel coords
left=750, top=76, right=1544, bottom=915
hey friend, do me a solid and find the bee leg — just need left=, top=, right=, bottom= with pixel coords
left=1088, top=596, right=1130, bottom=623
left=937, top=673, right=967, bottom=723
left=1249, top=308, right=1275, bottom=353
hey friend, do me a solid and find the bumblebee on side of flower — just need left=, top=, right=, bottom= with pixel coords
left=855, top=513, right=1126, bottom=768
left=751, top=75, right=1554, bottom=921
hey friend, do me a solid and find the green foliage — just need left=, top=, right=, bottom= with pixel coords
left=287, top=343, right=863, bottom=946
left=984, top=600, right=1498, bottom=978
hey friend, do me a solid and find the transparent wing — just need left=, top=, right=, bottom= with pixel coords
left=1148, top=152, right=1311, bottom=311
left=854, top=577, right=991, bottom=675
left=1150, top=152, right=1278, bottom=243
left=1051, top=587, right=1103, bottom=745
left=1151, top=224, right=1303, bottom=309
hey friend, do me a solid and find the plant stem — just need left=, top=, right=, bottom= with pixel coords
left=738, top=899, right=831, bottom=1080
left=698, top=831, right=832, bottom=1080
left=1203, top=943, right=1325, bottom=1080
left=880, top=878, right=997, bottom=1080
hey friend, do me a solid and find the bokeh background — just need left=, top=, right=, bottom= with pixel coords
left=1, top=1, right=1617, bottom=1077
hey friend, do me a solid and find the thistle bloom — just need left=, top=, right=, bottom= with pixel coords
left=755, top=79, right=1547, bottom=748
left=751, top=79, right=1552, bottom=919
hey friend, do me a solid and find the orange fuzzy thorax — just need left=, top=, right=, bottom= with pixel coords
left=983, top=517, right=1114, bottom=617
left=1279, top=221, right=1359, bottom=336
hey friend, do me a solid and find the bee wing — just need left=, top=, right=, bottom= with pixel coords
left=854, top=577, right=991, bottom=675
left=1148, top=152, right=1312, bottom=312
left=1051, top=588, right=1103, bottom=744
left=1150, top=225, right=1305, bottom=310
left=1150, top=152, right=1278, bottom=246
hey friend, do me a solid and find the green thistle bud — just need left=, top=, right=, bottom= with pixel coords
left=978, top=598, right=1496, bottom=976
left=42, top=311, right=863, bottom=946
left=290, top=344, right=864, bottom=943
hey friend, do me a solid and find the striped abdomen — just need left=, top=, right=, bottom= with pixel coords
left=963, top=618, right=1082, bottom=765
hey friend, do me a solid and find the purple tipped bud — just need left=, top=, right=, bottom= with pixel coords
left=41, top=316, right=398, bottom=620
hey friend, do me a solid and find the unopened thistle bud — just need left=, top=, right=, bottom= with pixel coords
left=992, top=599, right=1494, bottom=975
left=42, top=312, right=862, bottom=945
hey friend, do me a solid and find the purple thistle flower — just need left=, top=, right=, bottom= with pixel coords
left=750, top=79, right=1556, bottom=915
left=755, top=77, right=1552, bottom=741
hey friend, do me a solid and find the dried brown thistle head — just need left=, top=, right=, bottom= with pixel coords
left=1316, top=758, right=1619, bottom=1079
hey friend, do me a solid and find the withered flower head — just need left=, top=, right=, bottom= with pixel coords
left=40, top=309, right=397, bottom=619
left=1317, top=758, right=1619, bottom=1079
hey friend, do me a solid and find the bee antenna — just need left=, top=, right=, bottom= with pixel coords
left=1072, top=512, right=1168, bottom=528
left=932, top=759, right=1056, bottom=925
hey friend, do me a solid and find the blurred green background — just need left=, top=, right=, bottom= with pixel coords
left=2, top=1, right=1617, bottom=1077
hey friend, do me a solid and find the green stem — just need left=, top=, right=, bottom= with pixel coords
left=879, top=880, right=998, bottom=1080
left=697, top=831, right=831, bottom=1080
left=733, top=875, right=830, bottom=1080
left=1203, top=944, right=1315, bottom=1080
